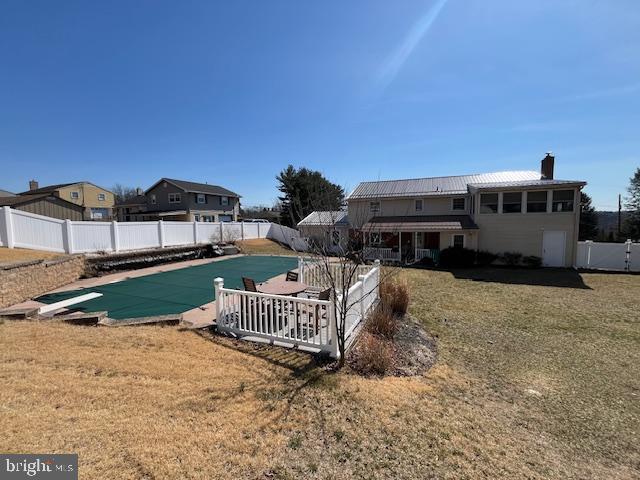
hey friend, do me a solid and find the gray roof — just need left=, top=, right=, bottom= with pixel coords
left=17, top=181, right=114, bottom=196
left=298, top=211, right=350, bottom=226
left=147, top=178, right=240, bottom=198
left=0, top=189, right=15, bottom=197
left=0, top=193, right=81, bottom=208
left=348, top=171, right=541, bottom=199
left=468, top=179, right=586, bottom=191
left=115, top=194, right=147, bottom=207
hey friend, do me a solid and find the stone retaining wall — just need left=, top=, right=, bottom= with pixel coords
left=0, top=256, right=86, bottom=308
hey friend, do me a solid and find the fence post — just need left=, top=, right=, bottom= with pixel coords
left=329, top=301, right=339, bottom=359
left=219, top=222, right=224, bottom=243
left=585, top=240, right=593, bottom=268
left=358, top=274, right=366, bottom=319
left=193, top=221, right=198, bottom=245
left=257, top=222, right=261, bottom=238
left=158, top=220, right=165, bottom=248
left=240, top=222, right=245, bottom=240
left=214, top=277, right=224, bottom=325
left=2, top=206, right=15, bottom=249
left=374, top=260, right=381, bottom=298
left=111, top=220, right=120, bottom=252
left=626, top=239, right=632, bottom=272
left=63, top=219, right=74, bottom=254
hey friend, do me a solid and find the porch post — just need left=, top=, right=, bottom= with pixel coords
left=414, top=232, right=418, bottom=260
left=399, top=231, right=402, bottom=262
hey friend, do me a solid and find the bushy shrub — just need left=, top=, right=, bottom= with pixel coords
left=366, top=304, right=397, bottom=339
left=475, top=250, right=498, bottom=267
left=380, top=277, right=410, bottom=315
left=353, top=332, right=394, bottom=375
left=501, top=251, right=523, bottom=266
left=439, top=247, right=476, bottom=268
left=522, top=255, right=542, bottom=268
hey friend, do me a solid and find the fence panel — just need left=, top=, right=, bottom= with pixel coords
left=222, top=222, right=242, bottom=243
left=164, top=221, right=195, bottom=246
left=242, top=223, right=259, bottom=239
left=196, top=222, right=220, bottom=243
left=577, top=241, right=638, bottom=271
left=267, top=223, right=308, bottom=251
left=72, top=221, right=113, bottom=253
left=118, top=222, right=161, bottom=250
left=11, top=209, right=65, bottom=252
left=0, top=210, right=6, bottom=246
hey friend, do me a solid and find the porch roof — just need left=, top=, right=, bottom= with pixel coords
left=364, top=215, right=479, bottom=232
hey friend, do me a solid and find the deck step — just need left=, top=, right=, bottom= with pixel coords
left=100, top=314, right=182, bottom=327
left=0, top=307, right=40, bottom=319
left=49, top=311, right=108, bottom=325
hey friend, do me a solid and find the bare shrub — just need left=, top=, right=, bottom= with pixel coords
left=366, top=304, right=397, bottom=340
left=353, top=332, right=394, bottom=375
left=379, top=277, right=410, bottom=315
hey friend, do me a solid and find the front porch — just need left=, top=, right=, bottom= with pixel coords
left=363, top=231, right=441, bottom=264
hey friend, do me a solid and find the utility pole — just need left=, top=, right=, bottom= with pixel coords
left=618, top=194, right=622, bottom=236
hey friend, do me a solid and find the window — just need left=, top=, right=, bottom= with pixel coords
left=452, top=197, right=466, bottom=211
left=221, top=196, right=229, bottom=206
left=552, top=190, right=574, bottom=212
left=150, top=194, right=157, bottom=205
left=196, top=193, right=206, bottom=204
left=480, top=193, right=498, bottom=213
left=502, top=192, right=522, bottom=213
left=70, top=191, right=79, bottom=200
left=415, top=199, right=423, bottom=212
left=369, top=232, right=381, bottom=245
left=97, top=193, right=106, bottom=201
left=527, top=191, right=548, bottom=213
left=453, top=234, right=465, bottom=248
left=369, top=201, right=380, bottom=214
left=331, top=230, right=341, bottom=246
left=168, top=193, right=181, bottom=203
left=194, top=214, right=200, bottom=221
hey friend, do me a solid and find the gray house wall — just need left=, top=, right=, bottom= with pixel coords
left=145, top=181, right=239, bottom=221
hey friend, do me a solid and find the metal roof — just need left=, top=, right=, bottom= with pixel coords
left=363, top=215, right=478, bottom=232
left=298, top=211, right=350, bottom=227
left=468, top=179, right=586, bottom=191
left=348, top=171, right=541, bottom=199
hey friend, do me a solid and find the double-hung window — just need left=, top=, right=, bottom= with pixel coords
left=97, top=193, right=106, bottom=201
left=150, top=194, right=157, bottom=204
left=502, top=192, right=522, bottom=213
left=552, top=190, right=574, bottom=212
left=452, top=234, right=465, bottom=248
left=70, top=191, right=79, bottom=200
left=415, top=199, right=423, bottom=212
left=221, top=196, right=229, bottom=206
left=369, top=201, right=380, bottom=214
left=168, top=193, right=181, bottom=204
left=369, top=232, right=381, bottom=245
left=196, top=193, right=206, bottom=204
left=480, top=193, right=498, bottom=214
left=526, top=191, right=548, bottom=213
left=452, top=197, right=465, bottom=211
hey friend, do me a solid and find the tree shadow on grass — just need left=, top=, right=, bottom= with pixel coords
left=448, top=267, right=592, bottom=289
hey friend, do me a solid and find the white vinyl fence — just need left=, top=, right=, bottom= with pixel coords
left=0, top=206, right=306, bottom=254
left=576, top=240, right=639, bottom=272
left=215, top=260, right=380, bottom=358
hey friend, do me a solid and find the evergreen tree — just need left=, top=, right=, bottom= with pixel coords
left=579, top=192, right=598, bottom=240
left=276, top=165, right=345, bottom=227
left=623, top=168, right=640, bottom=240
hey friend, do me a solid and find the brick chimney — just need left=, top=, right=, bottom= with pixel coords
left=541, top=152, right=554, bottom=180
left=29, top=179, right=39, bottom=191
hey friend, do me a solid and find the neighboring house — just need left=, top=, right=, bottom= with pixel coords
left=115, top=178, right=240, bottom=222
left=0, top=189, right=15, bottom=197
left=298, top=211, right=351, bottom=251
left=0, top=193, right=85, bottom=220
left=299, top=153, right=586, bottom=267
left=18, top=180, right=115, bottom=220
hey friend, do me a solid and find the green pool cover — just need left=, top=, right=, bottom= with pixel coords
left=37, top=255, right=298, bottom=320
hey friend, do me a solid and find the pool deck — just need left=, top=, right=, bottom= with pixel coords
left=4, top=254, right=295, bottom=328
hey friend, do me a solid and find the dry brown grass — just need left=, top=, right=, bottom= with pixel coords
left=365, top=304, right=397, bottom=339
left=1, top=268, right=639, bottom=479
left=0, top=247, right=63, bottom=264
left=236, top=238, right=294, bottom=256
left=351, top=332, right=394, bottom=375
left=380, top=275, right=410, bottom=315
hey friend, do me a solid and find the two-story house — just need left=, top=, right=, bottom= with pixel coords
left=18, top=180, right=115, bottom=220
left=298, top=154, right=585, bottom=267
left=116, top=178, right=240, bottom=222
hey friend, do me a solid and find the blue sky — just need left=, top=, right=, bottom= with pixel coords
left=0, top=0, right=638, bottom=210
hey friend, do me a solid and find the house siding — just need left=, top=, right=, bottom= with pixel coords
left=55, top=184, right=115, bottom=220
left=13, top=197, right=84, bottom=221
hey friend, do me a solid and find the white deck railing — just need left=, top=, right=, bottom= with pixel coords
left=298, top=258, right=372, bottom=290
left=214, top=260, right=381, bottom=358
left=363, top=247, right=400, bottom=263
left=415, top=248, right=440, bottom=263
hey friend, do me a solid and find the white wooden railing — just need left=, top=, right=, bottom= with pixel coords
left=214, top=260, right=381, bottom=358
left=0, top=206, right=307, bottom=254
left=415, top=248, right=440, bottom=264
left=363, top=247, right=400, bottom=263
left=297, top=257, right=372, bottom=290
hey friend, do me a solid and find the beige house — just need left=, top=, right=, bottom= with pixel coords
left=19, top=181, right=115, bottom=220
left=299, top=154, right=585, bottom=267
